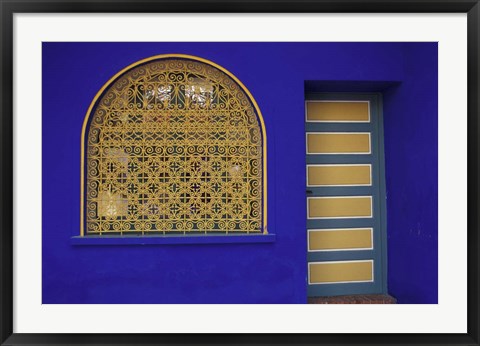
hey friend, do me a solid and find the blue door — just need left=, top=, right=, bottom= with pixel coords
left=305, top=93, right=387, bottom=297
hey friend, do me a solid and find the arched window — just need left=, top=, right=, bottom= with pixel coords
left=80, top=55, right=266, bottom=236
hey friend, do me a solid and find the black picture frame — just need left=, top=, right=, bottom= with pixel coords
left=1, top=1, right=478, bottom=345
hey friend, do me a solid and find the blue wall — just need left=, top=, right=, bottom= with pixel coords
left=42, top=42, right=437, bottom=303
left=383, top=44, right=438, bottom=304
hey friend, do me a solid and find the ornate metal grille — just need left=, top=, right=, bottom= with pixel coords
left=85, top=58, right=264, bottom=235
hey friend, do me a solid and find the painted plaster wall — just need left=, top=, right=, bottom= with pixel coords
left=382, top=43, right=438, bottom=304
left=42, top=42, right=437, bottom=303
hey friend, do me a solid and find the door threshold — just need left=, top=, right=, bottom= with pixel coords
left=308, top=294, right=396, bottom=304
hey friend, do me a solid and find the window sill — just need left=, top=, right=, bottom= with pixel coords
left=71, top=233, right=276, bottom=246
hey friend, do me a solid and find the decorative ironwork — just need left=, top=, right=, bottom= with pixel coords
left=85, top=57, right=264, bottom=235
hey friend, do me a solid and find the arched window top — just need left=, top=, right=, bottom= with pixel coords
left=81, top=55, right=266, bottom=236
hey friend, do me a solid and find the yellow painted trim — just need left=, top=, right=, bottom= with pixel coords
left=309, top=260, right=373, bottom=284
left=306, top=101, right=369, bottom=122
left=307, top=164, right=371, bottom=186
left=307, top=196, right=372, bottom=219
left=306, top=132, right=371, bottom=154
left=80, top=54, right=267, bottom=236
left=308, top=228, right=373, bottom=251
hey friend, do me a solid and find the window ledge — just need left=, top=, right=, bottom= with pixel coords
left=71, top=234, right=276, bottom=246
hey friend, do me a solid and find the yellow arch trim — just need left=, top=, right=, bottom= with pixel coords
left=80, top=54, right=268, bottom=236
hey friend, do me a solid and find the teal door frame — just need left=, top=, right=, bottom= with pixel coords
left=305, top=92, right=388, bottom=297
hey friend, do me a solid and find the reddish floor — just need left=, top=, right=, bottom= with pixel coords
left=308, top=294, right=397, bottom=304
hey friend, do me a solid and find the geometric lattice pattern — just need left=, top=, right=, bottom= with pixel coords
left=86, top=58, right=263, bottom=234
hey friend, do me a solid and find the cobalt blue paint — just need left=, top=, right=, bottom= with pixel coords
left=382, top=43, right=439, bottom=304
left=42, top=42, right=437, bottom=303
left=71, top=234, right=276, bottom=245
